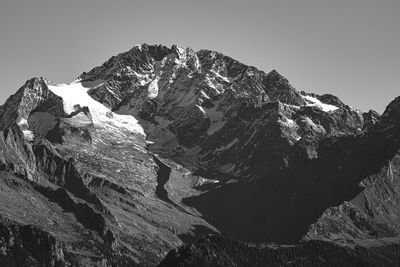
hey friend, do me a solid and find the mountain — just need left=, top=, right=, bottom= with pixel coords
left=0, top=43, right=399, bottom=266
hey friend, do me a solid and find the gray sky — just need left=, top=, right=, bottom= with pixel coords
left=0, top=0, right=399, bottom=112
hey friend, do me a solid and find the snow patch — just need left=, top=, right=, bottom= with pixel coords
left=211, top=70, right=230, bottom=83
left=17, top=117, right=35, bottom=141
left=22, top=130, right=35, bottom=141
left=200, top=91, right=210, bottom=99
left=279, top=117, right=298, bottom=128
left=148, top=78, right=159, bottom=98
left=134, top=44, right=142, bottom=51
left=196, top=177, right=220, bottom=187
left=196, top=105, right=206, bottom=115
left=206, top=76, right=214, bottom=88
left=193, top=55, right=201, bottom=71
left=17, top=118, right=28, bottom=128
left=48, top=81, right=145, bottom=135
left=301, top=117, right=326, bottom=135
left=279, top=117, right=301, bottom=142
left=205, top=75, right=221, bottom=94
left=104, top=86, right=122, bottom=101
left=129, top=68, right=150, bottom=86
left=176, top=46, right=185, bottom=55
left=283, top=103, right=301, bottom=110
left=303, top=117, right=318, bottom=129
left=246, top=69, right=254, bottom=76
left=303, top=95, right=339, bottom=112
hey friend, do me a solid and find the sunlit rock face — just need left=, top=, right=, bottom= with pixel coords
left=0, top=44, right=399, bottom=266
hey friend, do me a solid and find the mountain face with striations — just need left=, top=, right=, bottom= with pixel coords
left=0, top=43, right=399, bottom=266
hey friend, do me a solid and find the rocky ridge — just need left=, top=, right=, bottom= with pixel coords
left=80, top=44, right=370, bottom=181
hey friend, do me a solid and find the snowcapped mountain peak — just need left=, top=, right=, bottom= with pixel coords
left=66, top=44, right=373, bottom=180
left=1, top=43, right=400, bottom=266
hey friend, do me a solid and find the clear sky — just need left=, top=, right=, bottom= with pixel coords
left=0, top=0, right=399, bottom=112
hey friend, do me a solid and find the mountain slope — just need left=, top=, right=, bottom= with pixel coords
left=159, top=97, right=400, bottom=266
left=0, top=76, right=217, bottom=266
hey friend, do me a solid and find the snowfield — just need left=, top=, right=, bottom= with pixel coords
left=47, top=81, right=145, bottom=135
left=303, top=95, right=339, bottom=112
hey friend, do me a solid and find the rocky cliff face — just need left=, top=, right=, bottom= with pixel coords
left=0, top=44, right=399, bottom=266
left=304, top=97, right=400, bottom=244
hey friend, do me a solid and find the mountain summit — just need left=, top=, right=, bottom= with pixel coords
left=0, top=44, right=399, bottom=266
